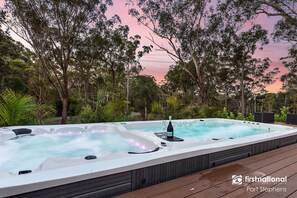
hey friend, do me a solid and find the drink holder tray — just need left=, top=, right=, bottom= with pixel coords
left=154, top=132, right=184, bottom=142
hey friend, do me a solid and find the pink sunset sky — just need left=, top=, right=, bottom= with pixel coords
left=0, top=0, right=291, bottom=93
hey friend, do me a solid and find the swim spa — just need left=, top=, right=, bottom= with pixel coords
left=124, top=120, right=277, bottom=140
left=1, top=119, right=297, bottom=197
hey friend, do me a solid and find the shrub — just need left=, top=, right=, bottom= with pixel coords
left=78, top=96, right=128, bottom=123
left=101, top=99, right=128, bottom=122
left=179, top=105, right=198, bottom=119
left=79, top=105, right=96, bottom=123
left=148, top=102, right=164, bottom=120
left=68, top=97, right=84, bottom=116
left=216, top=107, right=229, bottom=118
left=275, top=106, right=289, bottom=123
left=244, top=113, right=254, bottom=121
left=199, top=106, right=220, bottom=118
left=0, top=89, right=36, bottom=126
left=236, top=112, right=244, bottom=120
left=35, top=104, right=56, bottom=124
left=166, top=96, right=181, bottom=116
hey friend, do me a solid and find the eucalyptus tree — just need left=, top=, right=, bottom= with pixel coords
left=73, top=30, right=104, bottom=103
left=275, top=7, right=297, bottom=92
left=221, top=25, right=279, bottom=115
left=253, top=0, right=296, bottom=22
left=0, top=31, right=33, bottom=93
left=130, top=75, right=160, bottom=119
left=0, top=10, right=4, bottom=27
left=127, top=0, right=225, bottom=108
left=97, top=25, right=142, bottom=92
left=86, top=19, right=152, bottom=114
left=164, top=62, right=200, bottom=106
left=229, top=0, right=297, bottom=94
left=4, top=0, right=113, bottom=124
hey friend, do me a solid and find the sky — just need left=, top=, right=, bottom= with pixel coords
left=0, top=0, right=291, bottom=93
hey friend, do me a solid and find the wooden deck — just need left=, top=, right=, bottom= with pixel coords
left=117, top=143, right=297, bottom=198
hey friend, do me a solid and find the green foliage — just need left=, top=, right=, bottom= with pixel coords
left=166, top=96, right=181, bottom=117
left=151, top=102, right=164, bottom=114
left=199, top=106, right=221, bottom=118
left=1, top=0, right=296, bottom=124
left=130, top=75, right=160, bottom=119
left=275, top=106, right=289, bottom=123
left=216, top=107, right=229, bottom=118
left=179, top=105, right=198, bottom=119
left=243, top=113, right=254, bottom=121
left=68, top=97, right=84, bottom=116
left=228, top=112, right=236, bottom=119
left=101, top=99, right=128, bottom=122
left=79, top=105, right=96, bottom=123
left=236, top=112, right=244, bottom=120
left=35, top=104, right=56, bottom=124
left=79, top=89, right=128, bottom=123
left=263, top=93, right=276, bottom=112
left=148, top=102, right=164, bottom=120
left=0, top=89, right=36, bottom=126
left=196, top=106, right=254, bottom=121
left=0, top=32, right=32, bottom=93
left=5, top=0, right=117, bottom=123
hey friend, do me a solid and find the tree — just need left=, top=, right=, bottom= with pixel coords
left=163, top=63, right=199, bottom=106
left=259, top=1, right=297, bottom=100
left=221, top=25, right=279, bottom=115
left=228, top=0, right=296, bottom=26
left=0, top=31, right=33, bottom=93
left=5, top=0, right=113, bottom=123
left=230, top=0, right=297, bottom=94
left=130, top=75, right=159, bottom=119
left=263, top=93, right=276, bottom=112
left=255, top=0, right=296, bottom=23
left=128, top=0, right=224, bottom=108
left=73, top=17, right=152, bottom=110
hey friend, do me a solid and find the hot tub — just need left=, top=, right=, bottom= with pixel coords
left=1, top=119, right=297, bottom=197
left=0, top=124, right=158, bottom=175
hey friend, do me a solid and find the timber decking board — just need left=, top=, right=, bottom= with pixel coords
left=255, top=173, right=297, bottom=198
left=117, top=143, right=297, bottom=198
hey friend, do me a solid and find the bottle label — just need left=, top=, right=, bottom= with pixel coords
left=167, top=131, right=173, bottom=137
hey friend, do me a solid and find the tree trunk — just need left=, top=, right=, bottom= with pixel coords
left=84, top=79, right=88, bottom=103
left=61, top=71, right=69, bottom=124
left=240, top=62, right=245, bottom=116
left=111, top=65, right=116, bottom=92
left=199, top=84, right=210, bottom=109
left=126, top=65, right=130, bottom=113
left=61, top=95, right=68, bottom=124
left=225, top=86, right=228, bottom=109
left=144, top=100, right=147, bottom=120
left=254, top=98, right=257, bottom=113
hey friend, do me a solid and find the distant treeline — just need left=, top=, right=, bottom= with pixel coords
left=0, top=0, right=296, bottom=126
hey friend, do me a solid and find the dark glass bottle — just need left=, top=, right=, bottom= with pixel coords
left=167, top=116, right=174, bottom=139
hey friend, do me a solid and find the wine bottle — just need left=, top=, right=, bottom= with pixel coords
left=167, top=115, right=174, bottom=139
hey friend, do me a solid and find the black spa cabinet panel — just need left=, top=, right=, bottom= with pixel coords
left=280, top=135, right=297, bottom=147
left=131, top=155, right=209, bottom=190
left=251, top=140, right=280, bottom=155
left=286, top=113, right=297, bottom=125
left=209, top=146, right=252, bottom=167
left=9, top=172, right=132, bottom=198
left=254, top=112, right=274, bottom=123
left=254, top=112, right=262, bottom=123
